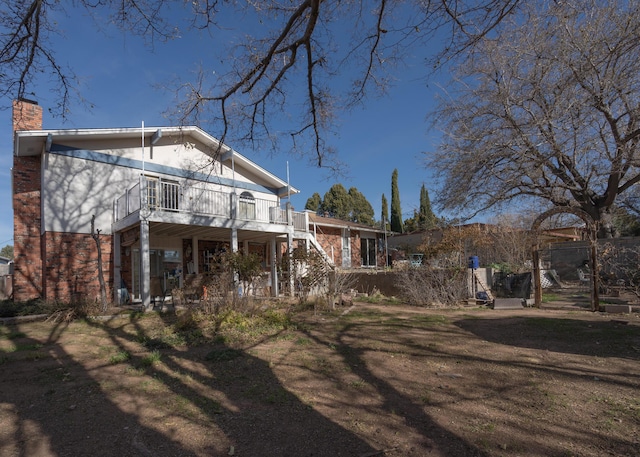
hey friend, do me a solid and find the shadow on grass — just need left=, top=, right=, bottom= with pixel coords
left=0, top=311, right=379, bottom=456
left=455, top=316, right=640, bottom=360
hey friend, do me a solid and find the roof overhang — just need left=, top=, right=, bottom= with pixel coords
left=13, top=125, right=299, bottom=197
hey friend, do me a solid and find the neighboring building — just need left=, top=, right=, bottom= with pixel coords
left=308, top=213, right=388, bottom=269
left=0, top=256, right=13, bottom=275
left=0, top=256, right=12, bottom=300
left=11, top=99, right=340, bottom=308
left=539, top=226, right=586, bottom=244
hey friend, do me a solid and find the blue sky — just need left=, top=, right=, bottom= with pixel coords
left=0, top=5, right=448, bottom=248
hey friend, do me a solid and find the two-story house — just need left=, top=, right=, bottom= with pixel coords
left=12, top=99, right=327, bottom=309
left=11, top=99, right=391, bottom=309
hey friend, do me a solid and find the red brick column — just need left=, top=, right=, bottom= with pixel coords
left=12, top=99, right=44, bottom=301
left=12, top=155, right=43, bottom=300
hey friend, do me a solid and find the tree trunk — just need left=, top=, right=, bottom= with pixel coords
left=595, top=207, right=617, bottom=239
left=91, top=215, right=109, bottom=312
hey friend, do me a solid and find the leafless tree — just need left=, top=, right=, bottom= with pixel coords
left=429, top=0, right=640, bottom=238
left=397, top=266, right=467, bottom=307
left=598, top=241, right=640, bottom=299
left=1, top=0, right=519, bottom=167
left=487, top=214, right=534, bottom=273
left=91, top=215, right=108, bottom=312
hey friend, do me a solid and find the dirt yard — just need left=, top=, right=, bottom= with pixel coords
left=1, top=292, right=639, bottom=456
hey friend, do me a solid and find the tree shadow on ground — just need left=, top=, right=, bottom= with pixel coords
left=298, top=319, right=490, bottom=457
left=315, top=310, right=639, bottom=456
left=454, top=315, right=640, bottom=360
left=0, top=313, right=379, bottom=456
left=0, top=319, right=200, bottom=457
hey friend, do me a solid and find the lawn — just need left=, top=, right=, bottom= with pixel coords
left=0, top=301, right=639, bottom=456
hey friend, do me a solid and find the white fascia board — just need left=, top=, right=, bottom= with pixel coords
left=14, top=126, right=299, bottom=197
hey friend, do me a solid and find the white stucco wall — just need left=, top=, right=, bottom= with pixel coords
left=42, top=134, right=281, bottom=235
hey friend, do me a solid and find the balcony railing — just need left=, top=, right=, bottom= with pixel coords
left=114, top=178, right=307, bottom=231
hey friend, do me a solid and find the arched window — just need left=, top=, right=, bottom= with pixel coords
left=239, top=191, right=256, bottom=220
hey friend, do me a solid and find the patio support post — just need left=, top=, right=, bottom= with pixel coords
left=191, top=237, right=199, bottom=274
left=286, top=202, right=293, bottom=226
left=231, top=228, right=238, bottom=252
left=140, top=175, right=151, bottom=310
left=287, top=231, right=294, bottom=297
left=230, top=228, right=239, bottom=288
left=113, top=232, right=122, bottom=304
left=270, top=236, right=279, bottom=297
left=140, top=218, right=151, bottom=310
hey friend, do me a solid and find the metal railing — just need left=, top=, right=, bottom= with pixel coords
left=114, top=178, right=307, bottom=231
left=115, top=182, right=140, bottom=220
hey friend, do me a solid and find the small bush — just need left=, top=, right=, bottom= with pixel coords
left=0, top=299, right=48, bottom=317
left=397, top=266, right=467, bottom=307
left=109, top=350, right=131, bottom=364
left=140, top=350, right=161, bottom=367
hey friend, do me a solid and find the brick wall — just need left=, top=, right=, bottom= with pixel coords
left=12, top=99, right=44, bottom=301
left=315, top=227, right=343, bottom=266
left=13, top=155, right=43, bottom=301
left=43, top=232, right=113, bottom=302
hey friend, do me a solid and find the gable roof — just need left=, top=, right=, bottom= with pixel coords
left=14, top=126, right=299, bottom=198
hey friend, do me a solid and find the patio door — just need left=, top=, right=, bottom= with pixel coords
left=131, top=248, right=182, bottom=301
left=361, top=237, right=376, bottom=267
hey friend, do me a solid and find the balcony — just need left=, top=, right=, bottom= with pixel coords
left=114, top=178, right=308, bottom=231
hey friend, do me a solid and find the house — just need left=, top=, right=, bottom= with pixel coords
left=0, top=256, right=13, bottom=276
left=307, top=213, right=389, bottom=269
left=11, top=98, right=335, bottom=309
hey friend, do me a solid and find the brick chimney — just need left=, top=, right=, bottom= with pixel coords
left=12, top=98, right=44, bottom=301
left=12, top=98, right=43, bottom=132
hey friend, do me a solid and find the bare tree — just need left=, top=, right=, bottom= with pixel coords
left=430, top=0, right=640, bottom=238
left=1, top=0, right=519, bottom=166
left=487, top=214, right=534, bottom=273
left=91, top=215, right=108, bottom=312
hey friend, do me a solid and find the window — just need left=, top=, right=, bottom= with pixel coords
left=361, top=237, right=377, bottom=267
left=146, top=176, right=159, bottom=209
left=239, top=191, right=256, bottom=219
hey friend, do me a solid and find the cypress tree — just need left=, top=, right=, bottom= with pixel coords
left=390, top=169, right=403, bottom=233
left=418, top=184, right=437, bottom=230
left=381, top=194, right=389, bottom=230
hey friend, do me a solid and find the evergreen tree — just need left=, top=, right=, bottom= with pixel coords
left=381, top=194, right=389, bottom=230
left=0, top=244, right=13, bottom=259
left=417, top=184, right=437, bottom=230
left=390, top=169, right=404, bottom=233
left=322, top=184, right=351, bottom=220
left=304, top=192, right=323, bottom=213
left=348, top=187, right=375, bottom=225
left=404, top=210, right=419, bottom=233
